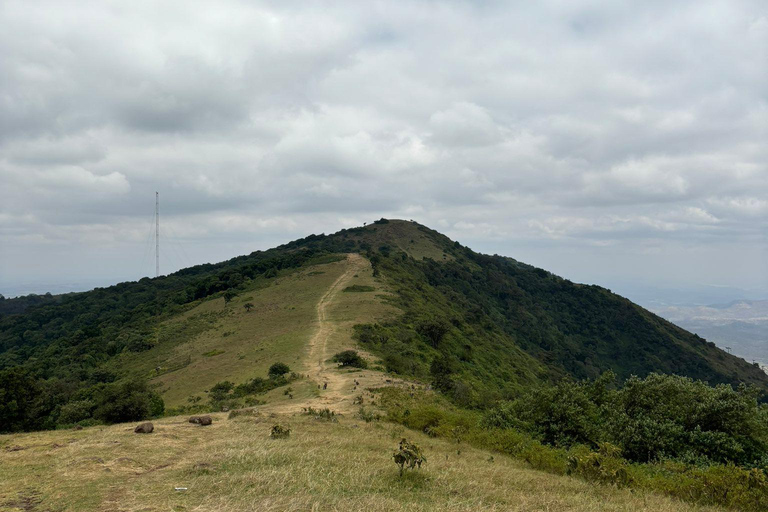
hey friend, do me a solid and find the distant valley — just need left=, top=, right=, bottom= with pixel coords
left=651, top=299, right=768, bottom=367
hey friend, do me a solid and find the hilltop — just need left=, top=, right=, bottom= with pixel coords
left=1, top=219, right=766, bottom=430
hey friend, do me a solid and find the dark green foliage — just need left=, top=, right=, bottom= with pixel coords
left=342, top=285, right=375, bottom=293
left=0, top=367, right=40, bottom=432
left=332, top=350, right=368, bottom=368
left=208, top=381, right=235, bottom=403
left=223, top=290, right=237, bottom=304
left=92, top=380, right=164, bottom=424
left=485, top=373, right=768, bottom=467
left=484, top=372, right=614, bottom=448
left=268, top=362, right=291, bottom=378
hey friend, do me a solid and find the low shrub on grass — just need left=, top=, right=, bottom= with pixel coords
left=332, top=350, right=368, bottom=368
left=270, top=425, right=290, bottom=439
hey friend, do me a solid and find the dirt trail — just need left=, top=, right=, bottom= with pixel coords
left=267, top=253, right=412, bottom=415
left=302, top=253, right=367, bottom=403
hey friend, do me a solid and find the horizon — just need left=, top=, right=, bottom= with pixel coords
left=1, top=1, right=767, bottom=306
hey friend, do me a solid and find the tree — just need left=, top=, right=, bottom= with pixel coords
left=244, top=302, right=254, bottom=312
left=268, top=362, right=291, bottom=379
left=223, top=290, right=237, bottom=305
left=332, top=350, right=368, bottom=368
left=0, top=368, right=40, bottom=432
left=92, top=380, right=164, bottom=424
left=417, top=319, right=450, bottom=348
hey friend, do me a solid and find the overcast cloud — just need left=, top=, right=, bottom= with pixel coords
left=1, top=0, right=766, bottom=300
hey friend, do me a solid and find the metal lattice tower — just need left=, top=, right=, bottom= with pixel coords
left=155, top=191, right=159, bottom=278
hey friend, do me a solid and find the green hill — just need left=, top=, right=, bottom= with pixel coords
left=1, top=219, right=766, bottom=432
left=2, top=219, right=768, bottom=511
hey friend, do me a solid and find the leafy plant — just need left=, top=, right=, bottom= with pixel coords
left=393, top=438, right=426, bottom=476
left=270, top=424, right=290, bottom=439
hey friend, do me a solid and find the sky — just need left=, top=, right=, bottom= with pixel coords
left=1, top=0, right=766, bottom=303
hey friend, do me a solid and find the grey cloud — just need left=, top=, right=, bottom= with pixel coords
left=0, top=0, right=766, bottom=295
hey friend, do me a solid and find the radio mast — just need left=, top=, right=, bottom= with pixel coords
left=155, top=191, right=160, bottom=277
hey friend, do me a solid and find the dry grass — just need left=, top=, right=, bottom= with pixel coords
left=0, top=413, right=723, bottom=512
left=120, top=260, right=353, bottom=407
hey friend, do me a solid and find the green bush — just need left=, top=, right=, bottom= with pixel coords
left=486, top=372, right=768, bottom=467
left=92, top=380, right=164, bottom=424
left=268, top=362, right=291, bottom=379
left=332, top=350, right=368, bottom=368
left=58, top=400, right=95, bottom=425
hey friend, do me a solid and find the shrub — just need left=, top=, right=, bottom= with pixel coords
left=343, top=285, right=375, bottom=293
left=268, top=362, right=291, bottom=379
left=567, top=442, right=632, bottom=486
left=393, top=438, right=426, bottom=476
left=303, top=407, right=338, bottom=422
left=228, top=408, right=259, bottom=420
left=93, top=380, right=165, bottom=424
left=58, top=400, right=95, bottom=425
left=270, top=424, right=290, bottom=439
left=332, top=350, right=368, bottom=368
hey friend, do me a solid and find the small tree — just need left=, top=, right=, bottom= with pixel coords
left=244, top=302, right=254, bottom=312
left=332, top=350, right=368, bottom=368
left=268, top=362, right=291, bottom=379
left=393, top=438, right=426, bottom=476
left=223, top=290, right=237, bottom=305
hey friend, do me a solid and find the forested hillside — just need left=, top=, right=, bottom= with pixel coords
left=1, top=219, right=766, bottom=433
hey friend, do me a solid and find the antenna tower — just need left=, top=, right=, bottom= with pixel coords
left=155, top=191, right=160, bottom=277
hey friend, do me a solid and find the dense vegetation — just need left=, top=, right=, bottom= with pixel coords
left=0, top=247, right=339, bottom=432
left=380, top=380, right=768, bottom=511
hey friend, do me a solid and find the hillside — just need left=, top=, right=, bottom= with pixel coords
left=0, top=410, right=723, bottom=512
left=1, top=219, right=767, bottom=432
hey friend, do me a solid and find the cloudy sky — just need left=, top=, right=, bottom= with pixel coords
left=1, top=0, right=766, bottom=302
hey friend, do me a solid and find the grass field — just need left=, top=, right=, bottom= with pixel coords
left=0, top=411, right=722, bottom=512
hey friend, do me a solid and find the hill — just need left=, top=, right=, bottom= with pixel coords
left=1, top=219, right=766, bottom=432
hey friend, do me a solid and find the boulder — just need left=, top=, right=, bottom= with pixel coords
left=189, top=415, right=213, bottom=426
left=134, top=422, right=154, bottom=434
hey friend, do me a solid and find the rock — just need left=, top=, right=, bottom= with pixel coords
left=189, top=415, right=213, bottom=426
left=134, top=422, right=154, bottom=434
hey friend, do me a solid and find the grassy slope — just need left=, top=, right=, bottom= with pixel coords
left=0, top=413, right=721, bottom=512
left=111, top=260, right=351, bottom=407
left=112, top=253, right=398, bottom=409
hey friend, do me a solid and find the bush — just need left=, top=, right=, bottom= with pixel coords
left=303, top=407, right=337, bottom=422
left=332, top=350, right=367, bottom=368
left=268, top=362, right=291, bottom=379
left=567, top=442, right=632, bottom=486
left=58, top=400, right=95, bottom=425
left=92, top=380, right=164, bottom=424
left=486, top=372, right=768, bottom=467
left=393, top=438, right=426, bottom=476
left=270, top=424, right=290, bottom=439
